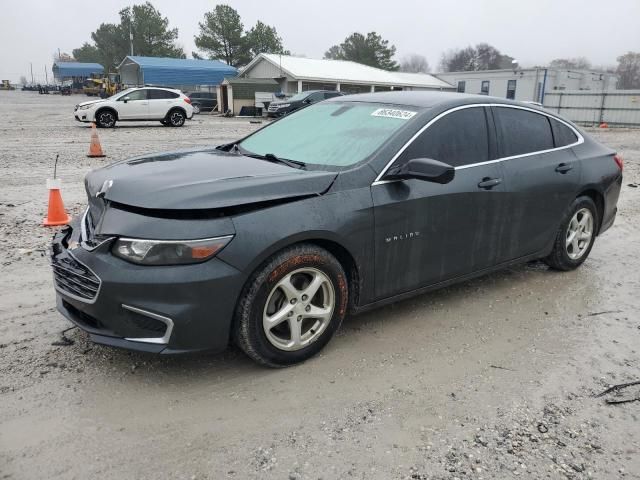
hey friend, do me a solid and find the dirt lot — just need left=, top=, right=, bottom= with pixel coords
left=1, top=90, right=639, bottom=480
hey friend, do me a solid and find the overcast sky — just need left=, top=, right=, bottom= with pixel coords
left=2, top=0, right=639, bottom=82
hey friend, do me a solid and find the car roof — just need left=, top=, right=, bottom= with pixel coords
left=329, top=91, right=534, bottom=110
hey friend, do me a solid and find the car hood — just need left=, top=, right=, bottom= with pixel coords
left=77, top=99, right=106, bottom=108
left=84, top=148, right=337, bottom=211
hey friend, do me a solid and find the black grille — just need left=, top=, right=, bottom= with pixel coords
left=52, top=253, right=100, bottom=301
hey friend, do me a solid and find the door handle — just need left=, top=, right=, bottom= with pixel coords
left=555, top=163, right=573, bottom=174
left=478, top=177, right=502, bottom=189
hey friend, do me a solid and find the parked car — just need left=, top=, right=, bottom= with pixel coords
left=267, top=90, right=343, bottom=117
left=74, top=87, right=193, bottom=128
left=187, top=91, right=217, bottom=114
left=52, top=92, right=622, bottom=367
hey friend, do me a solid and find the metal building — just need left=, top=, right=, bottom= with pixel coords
left=117, top=56, right=237, bottom=90
left=52, top=62, right=104, bottom=87
left=241, top=54, right=454, bottom=94
left=435, top=68, right=618, bottom=103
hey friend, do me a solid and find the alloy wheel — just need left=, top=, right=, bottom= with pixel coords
left=566, top=208, right=593, bottom=260
left=170, top=111, right=185, bottom=126
left=263, top=268, right=335, bottom=351
left=98, top=112, right=115, bottom=127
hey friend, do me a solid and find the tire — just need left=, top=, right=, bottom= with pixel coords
left=234, top=244, right=349, bottom=367
left=544, top=196, right=598, bottom=271
left=167, top=109, right=186, bottom=127
left=95, top=109, right=116, bottom=128
left=192, top=103, right=201, bottom=114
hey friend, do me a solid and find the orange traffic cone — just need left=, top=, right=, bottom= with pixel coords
left=87, top=122, right=106, bottom=158
left=43, top=178, right=72, bottom=226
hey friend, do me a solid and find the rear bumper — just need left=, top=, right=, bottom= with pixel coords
left=51, top=224, right=244, bottom=354
left=599, top=171, right=622, bottom=235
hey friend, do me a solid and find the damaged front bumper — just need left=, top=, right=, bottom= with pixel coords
left=50, top=217, right=245, bottom=354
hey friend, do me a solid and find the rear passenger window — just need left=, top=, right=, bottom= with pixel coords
left=549, top=118, right=578, bottom=147
left=493, top=107, right=554, bottom=157
left=399, top=107, right=489, bottom=167
left=149, top=89, right=179, bottom=99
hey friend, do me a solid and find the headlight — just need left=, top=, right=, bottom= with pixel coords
left=78, top=104, right=93, bottom=110
left=112, top=235, right=233, bottom=265
left=277, top=103, right=290, bottom=108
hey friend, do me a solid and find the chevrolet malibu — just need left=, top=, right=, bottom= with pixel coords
left=51, top=92, right=622, bottom=367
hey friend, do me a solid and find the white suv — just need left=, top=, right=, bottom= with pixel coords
left=74, top=87, right=194, bottom=128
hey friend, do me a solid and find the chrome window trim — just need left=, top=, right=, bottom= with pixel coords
left=371, top=103, right=584, bottom=186
left=122, top=304, right=174, bottom=345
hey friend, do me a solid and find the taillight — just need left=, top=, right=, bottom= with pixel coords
left=613, top=154, right=623, bottom=171
left=184, top=97, right=192, bottom=104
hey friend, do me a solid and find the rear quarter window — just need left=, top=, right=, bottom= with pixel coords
left=549, top=118, right=579, bottom=147
left=493, top=107, right=554, bottom=157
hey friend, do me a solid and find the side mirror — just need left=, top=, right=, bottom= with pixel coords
left=122, top=96, right=130, bottom=103
left=386, top=158, right=455, bottom=184
left=303, top=98, right=312, bottom=104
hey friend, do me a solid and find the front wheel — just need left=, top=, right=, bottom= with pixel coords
left=95, top=109, right=116, bottom=128
left=234, top=245, right=348, bottom=367
left=544, top=196, right=598, bottom=271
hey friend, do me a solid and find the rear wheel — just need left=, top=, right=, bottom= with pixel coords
left=234, top=244, right=348, bottom=367
left=545, top=196, right=598, bottom=271
left=192, top=103, right=201, bottom=114
left=168, top=109, right=186, bottom=127
left=95, top=109, right=116, bottom=128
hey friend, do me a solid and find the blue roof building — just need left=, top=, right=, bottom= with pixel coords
left=117, top=56, right=237, bottom=88
left=52, top=62, right=104, bottom=80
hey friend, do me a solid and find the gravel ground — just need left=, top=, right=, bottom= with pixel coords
left=0, top=91, right=639, bottom=480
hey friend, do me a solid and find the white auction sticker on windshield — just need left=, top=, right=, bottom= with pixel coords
left=371, top=108, right=417, bottom=120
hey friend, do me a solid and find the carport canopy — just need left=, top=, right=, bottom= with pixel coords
left=117, top=56, right=237, bottom=87
left=52, top=62, right=104, bottom=80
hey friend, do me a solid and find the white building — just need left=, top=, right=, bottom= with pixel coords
left=240, top=54, right=454, bottom=95
left=435, top=68, right=618, bottom=103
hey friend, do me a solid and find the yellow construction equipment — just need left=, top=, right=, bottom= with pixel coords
left=82, top=73, right=121, bottom=97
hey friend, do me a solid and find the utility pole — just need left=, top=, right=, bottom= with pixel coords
left=30, top=63, right=34, bottom=84
left=129, top=14, right=134, bottom=56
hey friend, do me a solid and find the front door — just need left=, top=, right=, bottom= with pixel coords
left=116, top=89, right=149, bottom=119
left=372, top=106, right=507, bottom=299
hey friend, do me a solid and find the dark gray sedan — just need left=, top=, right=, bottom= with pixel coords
left=50, top=92, right=622, bottom=366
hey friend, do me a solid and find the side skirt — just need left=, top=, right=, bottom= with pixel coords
left=352, top=250, right=549, bottom=315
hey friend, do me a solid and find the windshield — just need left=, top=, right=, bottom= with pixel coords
left=108, top=88, right=135, bottom=100
left=239, top=102, right=418, bottom=168
left=287, top=92, right=311, bottom=102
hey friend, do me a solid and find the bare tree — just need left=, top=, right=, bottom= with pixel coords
left=400, top=54, right=430, bottom=73
left=548, top=57, right=592, bottom=70
left=616, top=52, right=640, bottom=89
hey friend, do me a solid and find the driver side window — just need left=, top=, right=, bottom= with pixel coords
left=119, top=89, right=147, bottom=101
left=397, top=106, right=490, bottom=167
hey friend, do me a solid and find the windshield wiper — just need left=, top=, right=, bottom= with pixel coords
left=262, top=153, right=306, bottom=169
left=242, top=150, right=305, bottom=169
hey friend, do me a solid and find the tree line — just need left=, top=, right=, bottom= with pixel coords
left=68, top=2, right=640, bottom=88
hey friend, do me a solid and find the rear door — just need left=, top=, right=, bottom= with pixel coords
left=148, top=89, right=180, bottom=119
left=372, top=106, right=508, bottom=299
left=492, top=106, right=582, bottom=261
left=115, top=89, right=149, bottom=119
